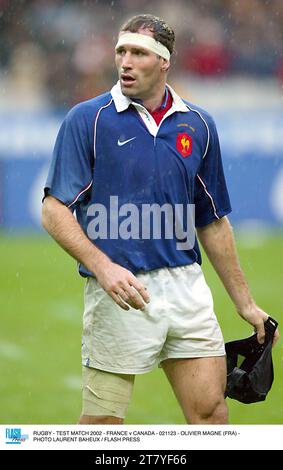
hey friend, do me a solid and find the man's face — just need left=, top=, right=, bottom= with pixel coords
left=115, top=29, right=165, bottom=100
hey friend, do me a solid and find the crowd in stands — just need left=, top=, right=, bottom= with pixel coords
left=0, top=0, right=282, bottom=108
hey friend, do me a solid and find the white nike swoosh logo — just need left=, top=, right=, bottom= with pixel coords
left=117, top=137, right=136, bottom=146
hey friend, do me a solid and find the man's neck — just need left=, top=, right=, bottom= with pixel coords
left=133, top=86, right=167, bottom=113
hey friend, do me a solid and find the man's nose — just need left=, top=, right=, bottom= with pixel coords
left=121, top=52, right=132, bottom=69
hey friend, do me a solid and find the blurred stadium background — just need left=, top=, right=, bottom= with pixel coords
left=0, top=0, right=282, bottom=425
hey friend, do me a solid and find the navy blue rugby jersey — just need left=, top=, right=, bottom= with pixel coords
left=44, top=82, right=231, bottom=276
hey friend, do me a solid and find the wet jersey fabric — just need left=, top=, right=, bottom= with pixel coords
left=45, top=82, right=231, bottom=276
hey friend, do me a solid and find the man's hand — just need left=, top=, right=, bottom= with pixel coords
left=93, top=259, right=150, bottom=311
left=197, top=218, right=279, bottom=347
left=238, top=303, right=280, bottom=346
left=42, top=196, right=150, bottom=311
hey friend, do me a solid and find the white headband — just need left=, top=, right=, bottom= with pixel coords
left=115, top=32, right=170, bottom=61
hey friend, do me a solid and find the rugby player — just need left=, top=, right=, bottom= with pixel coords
left=42, top=14, right=279, bottom=424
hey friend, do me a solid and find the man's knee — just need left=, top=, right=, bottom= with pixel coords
left=78, top=414, right=124, bottom=425
left=201, top=399, right=228, bottom=423
left=188, top=396, right=228, bottom=424
left=81, top=366, right=135, bottom=421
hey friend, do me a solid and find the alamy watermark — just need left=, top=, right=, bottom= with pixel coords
left=87, top=196, right=196, bottom=251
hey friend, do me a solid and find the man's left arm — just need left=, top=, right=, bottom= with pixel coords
left=197, top=216, right=279, bottom=345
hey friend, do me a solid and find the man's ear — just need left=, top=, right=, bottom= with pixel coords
left=161, top=59, right=170, bottom=72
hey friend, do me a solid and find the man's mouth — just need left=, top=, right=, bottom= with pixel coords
left=120, top=73, right=137, bottom=87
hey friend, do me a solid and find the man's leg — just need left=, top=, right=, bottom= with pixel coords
left=78, top=366, right=135, bottom=425
left=161, top=356, right=228, bottom=424
left=78, top=414, right=123, bottom=424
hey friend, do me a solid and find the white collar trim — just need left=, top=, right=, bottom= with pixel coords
left=110, top=81, right=189, bottom=113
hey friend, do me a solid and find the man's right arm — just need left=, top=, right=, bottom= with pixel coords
left=42, top=195, right=150, bottom=310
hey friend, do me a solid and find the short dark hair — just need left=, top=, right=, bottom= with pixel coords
left=120, top=14, right=175, bottom=55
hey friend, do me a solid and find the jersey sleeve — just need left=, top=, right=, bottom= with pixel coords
left=44, top=103, right=94, bottom=210
left=194, top=116, right=232, bottom=227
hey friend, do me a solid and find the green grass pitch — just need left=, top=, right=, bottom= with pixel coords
left=0, top=231, right=282, bottom=424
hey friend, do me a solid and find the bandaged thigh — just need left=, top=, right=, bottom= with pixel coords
left=82, top=366, right=135, bottom=418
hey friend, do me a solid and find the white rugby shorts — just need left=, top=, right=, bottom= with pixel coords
left=82, top=263, right=225, bottom=374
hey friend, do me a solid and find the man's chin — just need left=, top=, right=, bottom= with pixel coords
left=120, top=86, right=136, bottom=97
left=120, top=81, right=139, bottom=97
